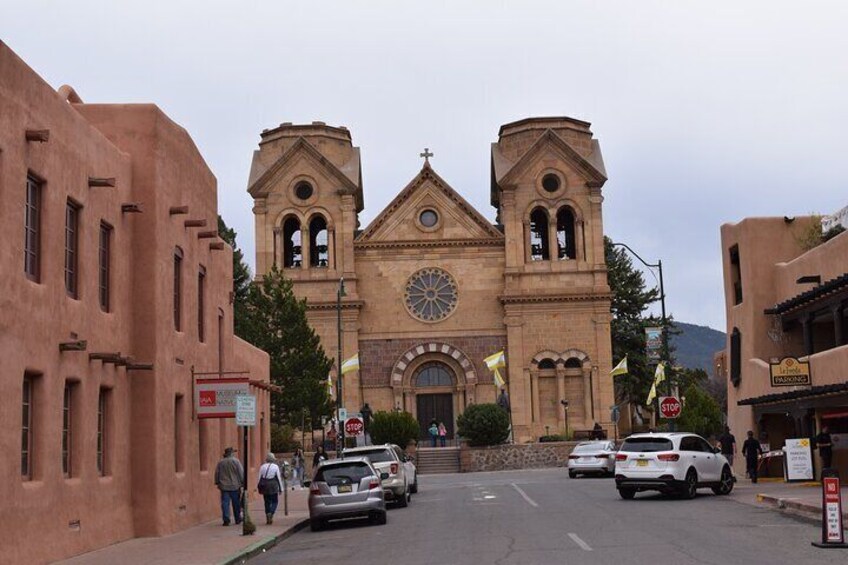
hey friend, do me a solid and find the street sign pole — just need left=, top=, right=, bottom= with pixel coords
left=236, top=395, right=257, bottom=536
left=812, top=469, right=847, bottom=548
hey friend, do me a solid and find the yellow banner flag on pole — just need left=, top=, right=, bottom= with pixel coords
left=485, top=350, right=507, bottom=387
left=326, top=373, right=334, bottom=399
left=610, top=356, right=628, bottom=376
left=654, top=362, right=666, bottom=385
left=646, top=381, right=657, bottom=405
left=341, top=353, right=359, bottom=375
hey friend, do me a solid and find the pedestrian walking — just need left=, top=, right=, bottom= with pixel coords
left=428, top=420, right=439, bottom=447
left=815, top=425, right=833, bottom=476
left=215, top=447, right=243, bottom=526
left=718, top=426, right=737, bottom=467
left=438, top=422, right=447, bottom=447
left=592, top=422, right=604, bottom=440
left=257, top=453, right=284, bottom=525
left=741, top=431, right=762, bottom=483
left=313, top=445, right=328, bottom=468
left=291, top=449, right=305, bottom=489
left=327, top=422, right=338, bottom=452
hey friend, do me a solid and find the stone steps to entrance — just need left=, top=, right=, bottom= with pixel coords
left=416, top=447, right=460, bottom=474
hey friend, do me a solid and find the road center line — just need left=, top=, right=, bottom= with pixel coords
left=510, top=483, right=539, bottom=507
left=568, top=533, right=593, bottom=551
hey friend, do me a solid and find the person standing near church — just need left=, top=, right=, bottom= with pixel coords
left=718, top=426, right=737, bottom=467
left=815, top=425, right=833, bottom=476
left=741, top=431, right=762, bottom=483
left=257, top=453, right=284, bottom=525
left=428, top=420, right=439, bottom=447
left=438, top=422, right=447, bottom=447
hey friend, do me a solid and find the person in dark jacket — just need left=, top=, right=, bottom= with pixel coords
left=215, top=447, right=244, bottom=525
left=741, top=431, right=763, bottom=483
left=815, top=425, right=834, bottom=476
left=313, top=445, right=328, bottom=468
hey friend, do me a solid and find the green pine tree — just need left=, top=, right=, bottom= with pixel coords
left=675, top=383, right=723, bottom=439
left=245, top=266, right=334, bottom=426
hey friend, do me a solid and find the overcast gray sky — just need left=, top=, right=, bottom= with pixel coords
left=5, top=1, right=847, bottom=331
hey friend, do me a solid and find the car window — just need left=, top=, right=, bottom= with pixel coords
left=573, top=444, right=603, bottom=454
left=315, top=463, right=373, bottom=486
left=697, top=438, right=715, bottom=453
left=679, top=437, right=699, bottom=451
left=349, top=449, right=395, bottom=463
left=620, top=438, right=674, bottom=452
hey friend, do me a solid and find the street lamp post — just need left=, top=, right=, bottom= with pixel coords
left=610, top=242, right=672, bottom=427
left=337, top=277, right=346, bottom=458
left=561, top=399, right=570, bottom=439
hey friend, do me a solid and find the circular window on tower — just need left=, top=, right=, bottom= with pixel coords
left=542, top=173, right=561, bottom=193
left=419, top=209, right=439, bottom=228
left=404, top=267, right=458, bottom=322
left=294, top=181, right=314, bottom=201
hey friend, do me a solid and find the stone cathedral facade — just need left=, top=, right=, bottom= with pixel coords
left=248, top=117, right=615, bottom=442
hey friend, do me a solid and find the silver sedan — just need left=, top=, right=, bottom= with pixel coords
left=567, top=441, right=617, bottom=478
left=307, top=457, right=387, bottom=531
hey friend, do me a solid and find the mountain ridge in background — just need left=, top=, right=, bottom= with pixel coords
left=670, top=322, right=726, bottom=375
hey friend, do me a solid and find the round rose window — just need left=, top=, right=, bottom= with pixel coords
left=404, top=268, right=458, bottom=322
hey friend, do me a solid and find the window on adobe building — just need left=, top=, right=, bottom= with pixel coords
left=97, top=388, right=110, bottom=476
left=174, top=247, right=183, bottom=331
left=294, top=181, right=314, bottom=201
left=62, top=381, right=79, bottom=477
left=542, top=173, right=561, bottom=193
left=556, top=206, right=577, bottom=260
left=65, top=200, right=81, bottom=298
left=564, top=357, right=582, bottom=369
left=282, top=217, right=302, bottom=268
left=175, top=395, right=185, bottom=473
left=530, top=208, right=550, bottom=261
left=22, top=374, right=36, bottom=479
left=198, top=265, right=206, bottom=342
left=730, top=328, right=741, bottom=387
left=415, top=363, right=454, bottom=387
left=309, top=215, right=329, bottom=268
left=729, top=245, right=742, bottom=305
left=538, top=358, right=556, bottom=370
left=24, top=175, right=42, bottom=282
left=99, top=222, right=112, bottom=312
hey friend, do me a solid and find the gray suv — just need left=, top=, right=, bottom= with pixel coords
left=308, top=457, right=387, bottom=531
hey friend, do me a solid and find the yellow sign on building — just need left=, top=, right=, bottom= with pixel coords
left=769, top=357, right=812, bottom=387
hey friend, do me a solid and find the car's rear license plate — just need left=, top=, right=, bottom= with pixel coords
left=338, top=484, right=352, bottom=493
left=636, top=459, right=648, bottom=467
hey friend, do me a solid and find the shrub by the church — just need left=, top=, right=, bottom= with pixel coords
left=457, top=404, right=510, bottom=447
left=369, top=411, right=420, bottom=448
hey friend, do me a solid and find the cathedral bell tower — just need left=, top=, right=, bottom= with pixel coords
left=491, top=117, right=614, bottom=439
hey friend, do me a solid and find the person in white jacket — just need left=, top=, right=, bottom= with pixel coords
left=257, top=453, right=284, bottom=524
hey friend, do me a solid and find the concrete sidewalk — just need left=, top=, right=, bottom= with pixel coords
left=732, top=477, right=847, bottom=527
left=59, top=490, right=309, bottom=565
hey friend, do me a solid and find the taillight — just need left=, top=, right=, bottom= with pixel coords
left=309, top=486, right=321, bottom=495
left=615, top=453, right=628, bottom=461
left=657, top=453, right=680, bottom=462
left=368, top=480, right=380, bottom=489
left=390, top=463, right=399, bottom=474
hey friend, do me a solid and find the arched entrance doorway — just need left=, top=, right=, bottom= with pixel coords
left=414, top=362, right=455, bottom=444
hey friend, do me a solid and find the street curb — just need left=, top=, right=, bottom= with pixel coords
left=218, top=518, right=310, bottom=565
left=756, top=494, right=848, bottom=528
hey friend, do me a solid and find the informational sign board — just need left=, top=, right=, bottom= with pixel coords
left=821, top=475, right=845, bottom=544
left=659, top=396, right=682, bottom=419
left=769, top=357, right=811, bottom=387
left=783, top=438, right=814, bottom=481
left=645, top=327, right=662, bottom=363
left=344, top=416, right=365, bottom=437
left=338, top=408, right=348, bottom=422
left=236, top=394, right=256, bottom=427
left=610, top=405, right=621, bottom=424
left=195, top=377, right=250, bottom=419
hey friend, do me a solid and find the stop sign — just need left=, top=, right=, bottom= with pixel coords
left=344, top=417, right=364, bottom=436
left=659, top=396, right=682, bottom=419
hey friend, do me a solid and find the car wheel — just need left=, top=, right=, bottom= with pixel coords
left=373, top=511, right=387, bottom=525
left=410, top=475, right=418, bottom=494
left=310, top=518, right=324, bottom=532
left=682, top=469, right=698, bottom=499
left=568, top=470, right=577, bottom=479
left=712, top=466, right=734, bottom=496
left=618, top=488, right=636, bottom=500
left=396, top=489, right=409, bottom=508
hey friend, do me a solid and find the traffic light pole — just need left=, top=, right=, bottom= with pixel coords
left=337, top=278, right=345, bottom=459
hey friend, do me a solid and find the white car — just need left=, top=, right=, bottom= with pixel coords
left=567, top=441, right=617, bottom=478
left=614, top=432, right=734, bottom=499
left=344, top=444, right=416, bottom=506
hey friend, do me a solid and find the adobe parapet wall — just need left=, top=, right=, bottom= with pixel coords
left=460, top=441, right=578, bottom=473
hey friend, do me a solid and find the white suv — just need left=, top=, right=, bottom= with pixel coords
left=343, top=444, right=416, bottom=507
left=614, top=433, right=734, bottom=500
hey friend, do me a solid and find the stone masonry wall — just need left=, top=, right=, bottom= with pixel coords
left=459, top=442, right=578, bottom=473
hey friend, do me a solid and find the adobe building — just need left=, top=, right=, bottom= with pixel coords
left=248, top=117, right=616, bottom=443
left=0, top=42, right=271, bottom=563
left=720, top=216, right=847, bottom=477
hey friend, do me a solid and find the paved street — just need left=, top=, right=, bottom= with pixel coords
left=252, top=468, right=845, bottom=565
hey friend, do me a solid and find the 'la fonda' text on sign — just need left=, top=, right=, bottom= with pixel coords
left=769, top=357, right=811, bottom=387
